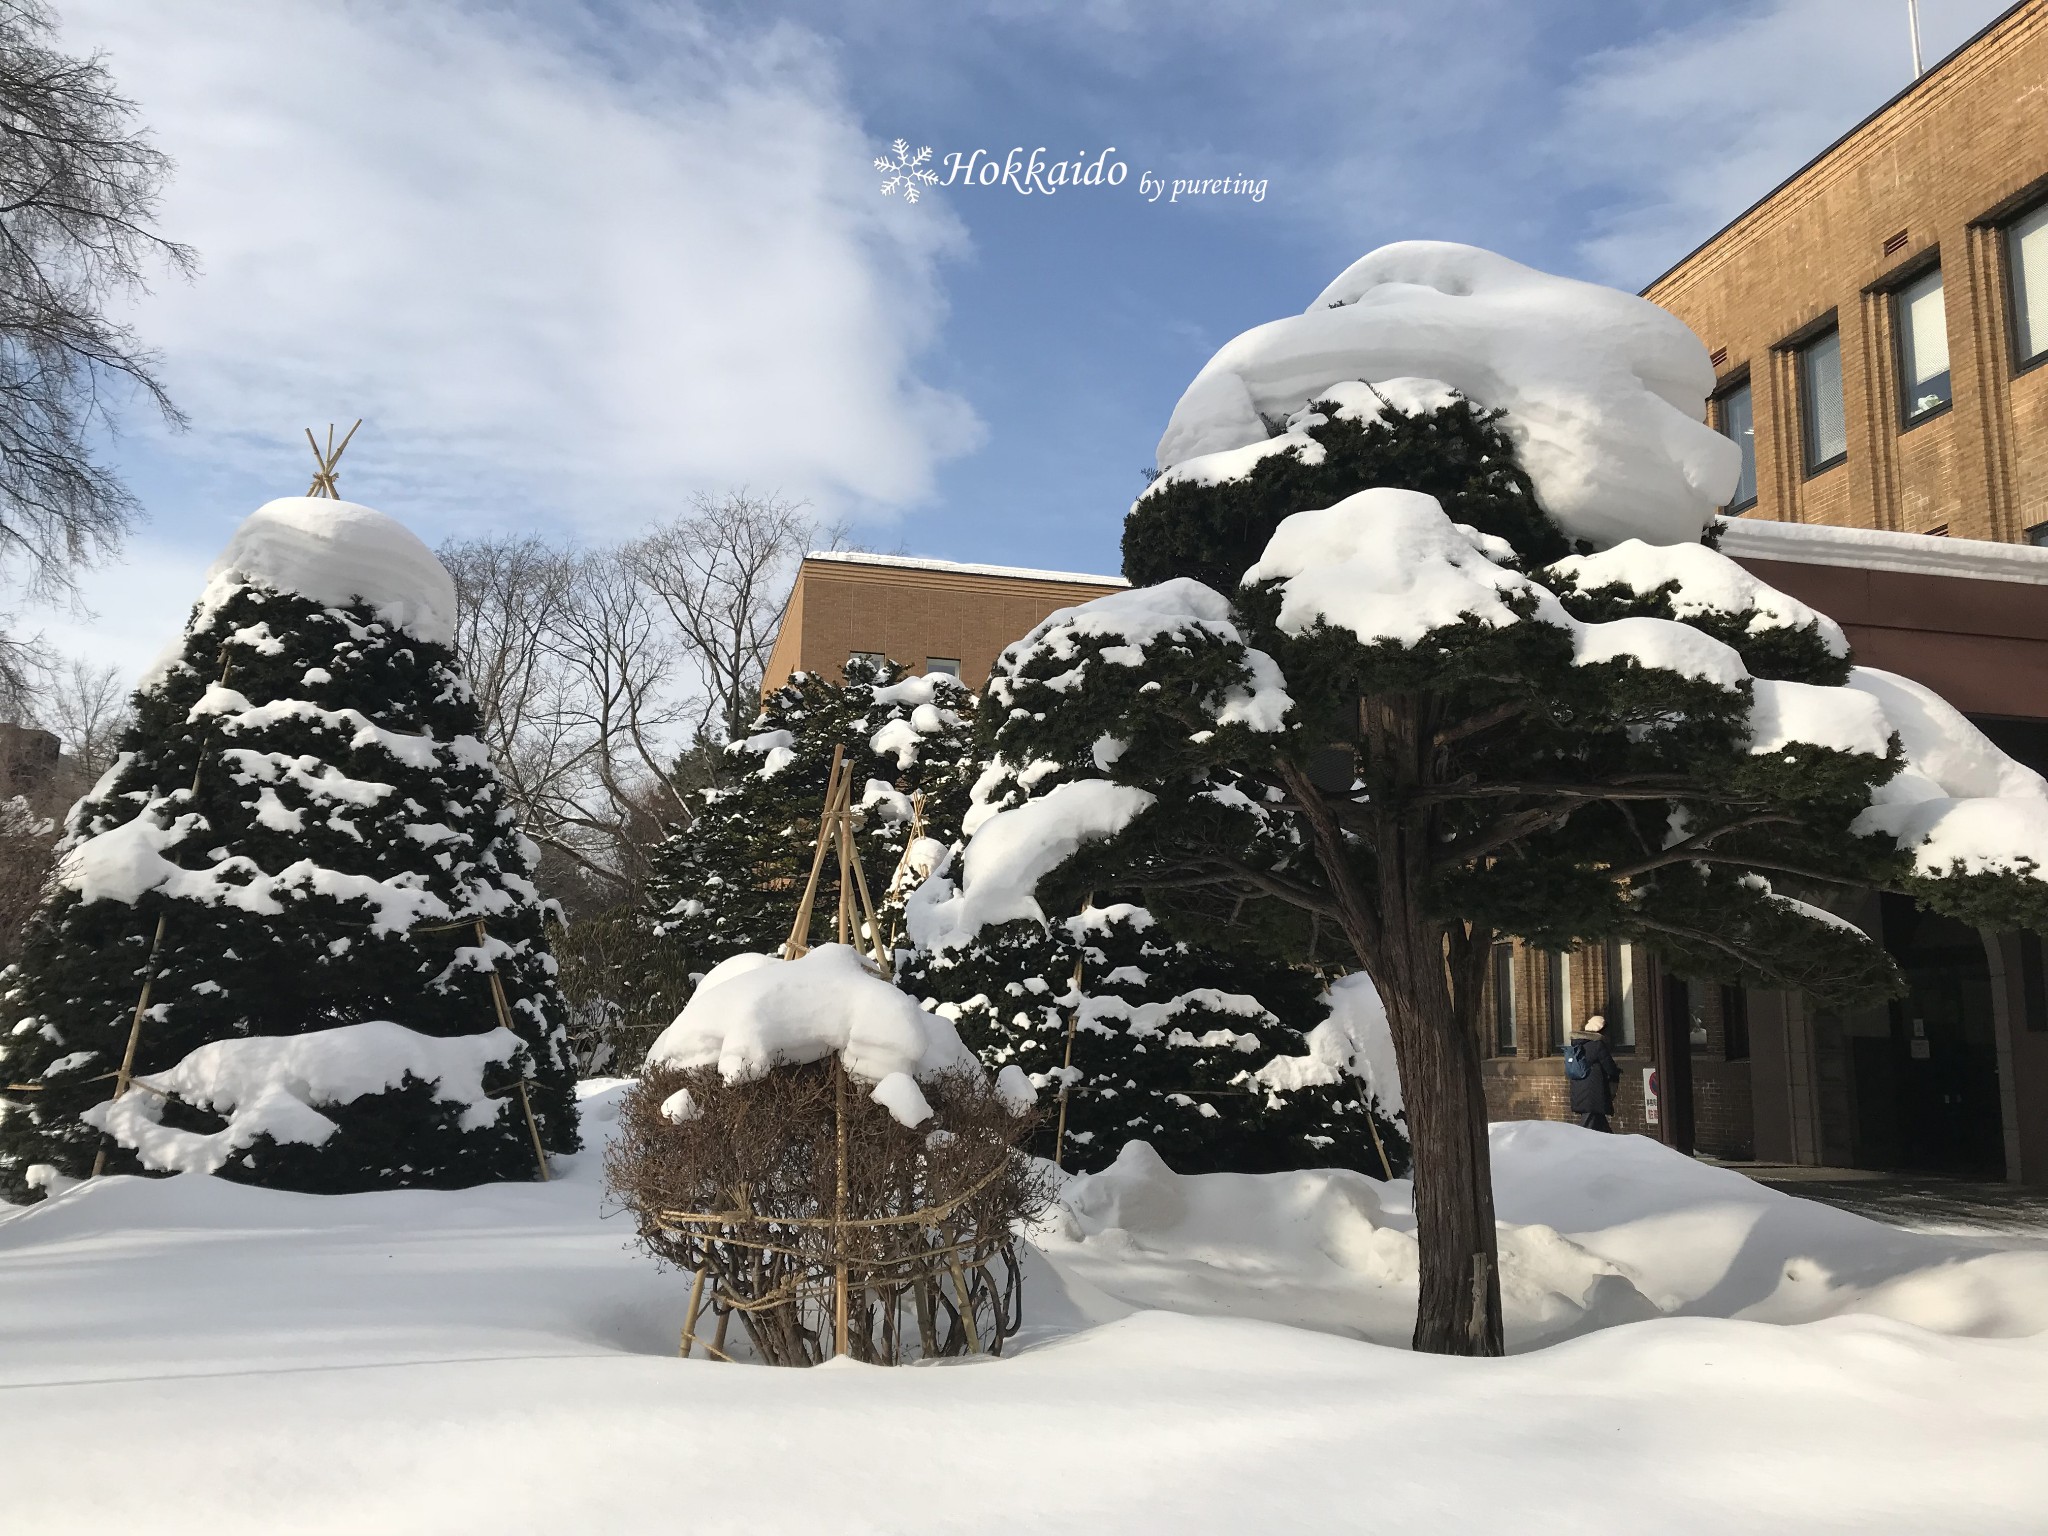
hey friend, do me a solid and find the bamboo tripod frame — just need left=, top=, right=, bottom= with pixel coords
left=655, top=755, right=1022, bottom=1365
left=305, top=421, right=361, bottom=498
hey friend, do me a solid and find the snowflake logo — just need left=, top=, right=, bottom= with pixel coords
left=875, top=139, right=939, bottom=203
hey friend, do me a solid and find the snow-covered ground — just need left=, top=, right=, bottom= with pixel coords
left=5, top=1082, right=2046, bottom=1533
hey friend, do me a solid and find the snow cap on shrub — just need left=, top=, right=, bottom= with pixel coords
left=645, top=944, right=980, bottom=1086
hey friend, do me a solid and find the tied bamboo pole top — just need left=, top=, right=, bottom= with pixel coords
left=305, top=420, right=362, bottom=498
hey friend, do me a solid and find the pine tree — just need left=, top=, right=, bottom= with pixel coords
left=645, top=657, right=977, bottom=975
left=0, top=499, right=578, bottom=1199
left=909, top=899, right=1407, bottom=1176
left=901, top=753, right=1405, bottom=1177
left=925, top=245, right=2048, bottom=1355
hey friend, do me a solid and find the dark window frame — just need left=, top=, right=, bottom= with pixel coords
left=1602, top=939, right=1638, bottom=1054
left=1889, top=261, right=1954, bottom=431
left=1792, top=321, right=1848, bottom=477
left=1976, top=178, right=2048, bottom=378
left=1492, top=943, right=1518, bottom=1055
left=1712, top=369, right=1758, bottom=513
left=1722, top=985, right=1751, bottom=1060
left=1546, top=949, right=1571, bottom=1054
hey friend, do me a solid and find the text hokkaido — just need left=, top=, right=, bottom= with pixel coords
left=940, top=147, right=1127, bottom=193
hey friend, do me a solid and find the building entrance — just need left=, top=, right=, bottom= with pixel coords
left=1849, top=896, right=2005, bottom=1177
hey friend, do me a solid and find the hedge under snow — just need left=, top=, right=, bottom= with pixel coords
left=83, top=1023, right=523, bottom=1176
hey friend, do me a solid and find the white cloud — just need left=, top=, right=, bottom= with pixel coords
left=1553, top=0, right=2012, bottom=286
left=57, top=0, right=980, bottom=538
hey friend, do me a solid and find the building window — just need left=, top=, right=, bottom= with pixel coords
left=848, top=650, right=887, bottom=673
left=1492, top=944, right=1517, bottom=1054
left=1895, top=267, right=1952, bottom=424
left=924, top=657, right=962, bottom=678
left=1798, top=327, right=1847, bottom=474
left=2028, top=522, right=2048, bottom=548
left=1715, top=381, right=1756, bottom=511
left=2010, top=200, right=2048, bottom=372
left=1546, top=949, right=1571, bottom=1052
left=2022, top=932, right=2047, bottom=1034
left=1603, top=940, right=1637, bottom=1050
left=1722, top=985, right=1751, bottom=1060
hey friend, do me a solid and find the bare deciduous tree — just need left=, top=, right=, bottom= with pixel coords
left=442, top=492, right=843, bottom=911
left=36, top=653, right=126, bottom=789
left=0, top=1, right=193, bottom=633
left=631, top=490, right=827, bottom=744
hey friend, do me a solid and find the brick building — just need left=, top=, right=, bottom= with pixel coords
left=1643, top=0, right=2048, bottom=545
left=1478, top=1, right=2048, bottom=1180
left=760, top=551, right=1125, bottom=692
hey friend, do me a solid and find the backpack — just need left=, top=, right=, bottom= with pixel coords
left=1563, top=1040, right=1590, bottom=1081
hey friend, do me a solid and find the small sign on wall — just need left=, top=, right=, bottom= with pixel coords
left=1643, top=1066, right=1660, bottom=1126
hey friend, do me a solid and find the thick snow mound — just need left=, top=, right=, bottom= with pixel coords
left=1154, top=241, right=1738, bottom=549
left=907, top=779, right=1156, bottom=952
left=644, top=944, right=980, bottom=1085
left=1551, top=539, right=1849, bottom=654
left=1037, top=1124, right=2048, bottom=1352
left=197, top=498, right=457, bottom=647
left=83, top=1023, right=521, bottom=1176
left=1039, top=1140, right=1659, bottom=1350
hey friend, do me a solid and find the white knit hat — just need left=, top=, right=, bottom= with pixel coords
left=1583, top=1014, right=1606, bottom=1033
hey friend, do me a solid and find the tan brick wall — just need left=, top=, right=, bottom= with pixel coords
left=762, top=559, right=1124, bottom=692
left=1479, top=940, right=1755, bottom=1156
left=1645, top=1, right=2048, bottom=543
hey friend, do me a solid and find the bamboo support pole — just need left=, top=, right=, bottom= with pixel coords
left=679, top=1263, right=709, bottom=1358
left=93, top=651, right=236, bottom=1179
left=477, top=918, right=550, bottom=1182
left=841, top=808, right=890, bottom=977
left=786, top=747, right=847, bottom=958
left=1364, top=1105, right=1394, bottom=1182
left=946, top=1256, right=983, bottom=1355
left=833, top=1056, right=850, bottom=1360
left=304, top=420, right=362, bottom=498
left=1052, top=895, right=1093, bottom=1170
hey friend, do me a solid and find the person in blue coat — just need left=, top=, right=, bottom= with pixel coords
left=1567, top=1015, right=1623, bottom=1132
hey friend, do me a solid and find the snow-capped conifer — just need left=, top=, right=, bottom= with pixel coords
left=901, top=754, right=1406, bottom=1177
left=0, top=499, right=577, bottom=1198
left=926, top=242, right=2048, bottom=1356
left=646, top=657, right=977, bottom=975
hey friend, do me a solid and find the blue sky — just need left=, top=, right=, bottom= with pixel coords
left=35, top=0, right=2012, bottom=680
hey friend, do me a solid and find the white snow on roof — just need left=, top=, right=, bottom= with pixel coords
left=1153, top=241, right=1739, bottom=550
left=805, top=550, right=1127, bottom=587
left=203, top=497, right=459, bottom=644
left=1715, top=516, right=2048, bottom=587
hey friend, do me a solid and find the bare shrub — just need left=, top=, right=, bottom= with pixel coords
left=608, top=1060, right=1054, bottom=1367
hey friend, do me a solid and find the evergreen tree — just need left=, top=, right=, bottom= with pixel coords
left=645, top=657, right=977, bottom=975
left=0, top=499, right=578, bottom=1199
left=902, top=755, right=1406, bottom=1177
left=920, top=244, right=2048, bottom=1355
left=910, top=899, right=1407, bottom=1177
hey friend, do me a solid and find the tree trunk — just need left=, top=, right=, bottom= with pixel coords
left=1327, top=692, right=1505, bottom=1356
left=1369, top=922, right=1504, bottom=1356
